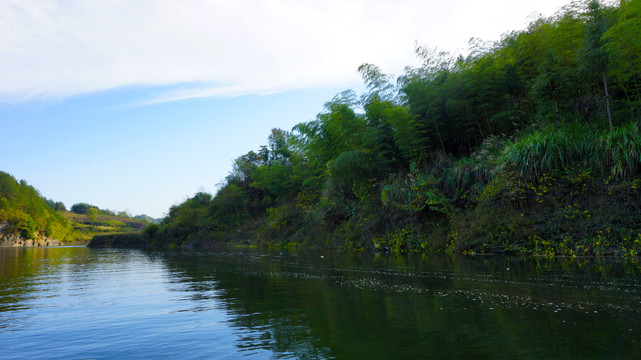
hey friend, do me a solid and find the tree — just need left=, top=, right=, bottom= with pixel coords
left=530, top=53, right=576, bottom=120
left=44, top=198, right=67, bottom=211
left=87, top=207, right=99, bottom=229
left=71, top=203, right=92, bottom=215
left=292, top=90, right=366, bottom=175
left=582, top=0, right=614, bottom=130
left=54, top=202, right=66, bottom=211
left=267, top=128, right=293, bottom=165
left=603, top=0, right=641, bottom=113
left=0, top=172, right=72, bottom=240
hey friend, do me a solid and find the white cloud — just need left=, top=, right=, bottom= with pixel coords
left=0, top=0, right=570, bottom=104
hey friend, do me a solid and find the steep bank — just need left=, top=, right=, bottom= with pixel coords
left=0, top=221, right=65, bottom=247
left=74, top=1, right=641, bottom=255
left=142, top=168, right=641, bottom=257
left=0, top=171, right=74, bottom=244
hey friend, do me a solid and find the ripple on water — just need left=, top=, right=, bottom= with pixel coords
left=1, top=248, right=641, bottom=359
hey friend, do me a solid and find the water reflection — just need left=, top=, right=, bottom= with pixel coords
left=157, top=250, right=641, bottom=359
left=1, top=247, right=641, bottom=359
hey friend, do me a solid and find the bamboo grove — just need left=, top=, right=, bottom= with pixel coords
left=151, top=0, right=641, bottom=255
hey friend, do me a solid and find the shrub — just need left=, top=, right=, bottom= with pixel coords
left=143, top=223, right=159, bottom=240
left=600, top=122, right=641, bottom=178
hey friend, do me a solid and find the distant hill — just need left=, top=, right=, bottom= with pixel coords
left=67, top=202, right=162, bottom=225
left=62, top=211, right=149, bottom=234
left=1, top=170, right=155, bottom=246
left=134, top=214, right=162, bottom=224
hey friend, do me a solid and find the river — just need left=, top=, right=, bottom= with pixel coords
left=0, top=246, right=640, bottom=359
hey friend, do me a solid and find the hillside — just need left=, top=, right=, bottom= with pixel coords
left=146, top=0, right=641, bottom=256
left=61, top=211, right=149, bottom=243
left=0, top=171, right=73, bottom=245
left=134, top=214, right=162, bottom=224
left=0, top=171, right=152, bottom=246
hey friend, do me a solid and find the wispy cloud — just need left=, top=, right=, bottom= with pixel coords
left=0, top=0, right=570, bottom=104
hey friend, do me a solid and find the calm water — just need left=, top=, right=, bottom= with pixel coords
left=1, top=247, right=640, bottom=359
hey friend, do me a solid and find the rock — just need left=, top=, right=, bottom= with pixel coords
left=0, top=221, right=65, bottom=247
left=44, top=239, right=62, bottom=247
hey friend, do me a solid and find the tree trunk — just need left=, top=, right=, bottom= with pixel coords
left=603, top=69, right=613, bottom=131
left=431, top=115, right=446, bottom=154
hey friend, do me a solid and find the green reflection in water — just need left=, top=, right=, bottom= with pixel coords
left=158, top=249, right=641, bottom=359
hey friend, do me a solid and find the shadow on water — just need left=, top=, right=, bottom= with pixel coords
left=154, top=248, right=641, bottom=360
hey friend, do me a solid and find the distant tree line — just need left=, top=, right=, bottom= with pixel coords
left=44, top=198, right=66, bottom=212
left=69, top=203, right=114, bottom=216
left=69, top=202, right=152, bottom=220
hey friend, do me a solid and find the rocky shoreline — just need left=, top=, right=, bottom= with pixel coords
left=0, top=222, right=65, bottom=247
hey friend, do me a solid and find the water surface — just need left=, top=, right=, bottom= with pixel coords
left=0, top=246, right=640, bottom=359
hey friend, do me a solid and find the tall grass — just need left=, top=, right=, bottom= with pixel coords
left=601, top=122, right=641, bottom=178
left=501, top=123, right=592, bottom=181
left=500, top=121, right=641, bottom=182
left=445, top=136, right=502, bottom=195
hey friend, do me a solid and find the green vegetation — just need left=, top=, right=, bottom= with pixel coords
left=63, top=203, right=156, bottom=242
left=134, top=214, right=161, bottom=224
left=0, top=171, right=73, bottom=241
left=62, top=210, right=149, bottom=243
left=149, top=0, right=641, bottom=256
left=70, top=202, right=122, bottom=217
left=0, top=171, right=155, bottom=245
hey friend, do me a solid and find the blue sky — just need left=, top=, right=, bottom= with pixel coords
left=1, top=85, right=351, bottom=218
left=0, top=0, right=572, bottom=218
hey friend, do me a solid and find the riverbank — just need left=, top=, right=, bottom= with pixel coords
left=87, top=233, right=148, bottom=248
left=137, top=164, right=641, bottom=257
left=141, top=5, right=641, bottom=257
left=91, top=1, right=641, bottom=257
left=0, top=221, right=67, bottom=247
left=0, top=234, right=64, bottom=247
